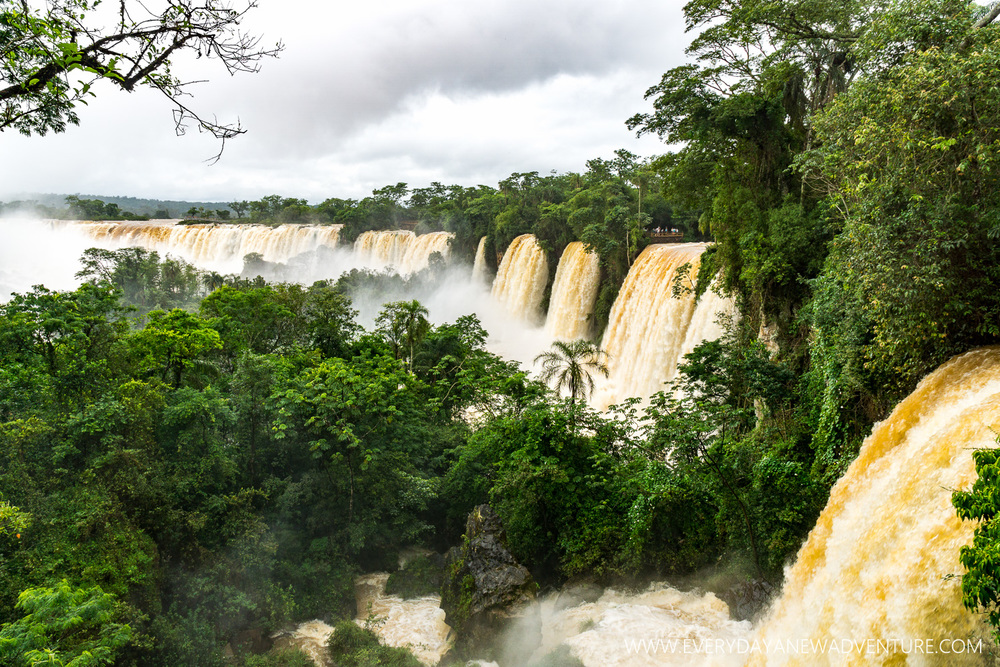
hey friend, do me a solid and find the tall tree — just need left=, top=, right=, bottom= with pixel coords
left=376, top=300, right=430, bottom=373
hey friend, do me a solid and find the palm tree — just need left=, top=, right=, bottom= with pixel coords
left=376, top=300, right=430, bottom=372
left=533, top=340, right=610, bottom=412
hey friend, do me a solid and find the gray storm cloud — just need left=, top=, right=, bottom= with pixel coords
left=0, top=0, right=689, bottom=201
left=231, top=0, right=686, bottom=148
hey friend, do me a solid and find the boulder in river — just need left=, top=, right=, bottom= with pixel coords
left=440, top=504, right=537, bottom=659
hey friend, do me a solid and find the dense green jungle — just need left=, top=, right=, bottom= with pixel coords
left=6, top=0, right=1000, bottom=665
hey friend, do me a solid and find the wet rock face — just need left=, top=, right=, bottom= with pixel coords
left=718, top=578, right=776, bottom=621
left=461, top=505, right=534, bottom=613
left=441, top=505, right=537, bottom=657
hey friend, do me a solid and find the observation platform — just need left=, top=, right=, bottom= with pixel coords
left=647, top=231, right=684, bottom=243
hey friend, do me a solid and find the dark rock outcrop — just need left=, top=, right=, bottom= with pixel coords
left=718, top=578, right=776, bottom=621
left=440, top=505, right=537, bottom=660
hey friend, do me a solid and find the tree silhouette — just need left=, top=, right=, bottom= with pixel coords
left=533, top=339, right=610, bottom=412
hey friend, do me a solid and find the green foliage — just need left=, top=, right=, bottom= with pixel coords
left=0, top=581, right=131, bottom=666
left=445, top=402, right=633, bottom=579
left=272, top=352, right=437, bottom=557
left=76, top=247, right=205, bottom=315
left=0, top=0, right=278, bottom=141
left=630, top=335, right=820, bottom=576
left=0, top=501, right=29, bottom=538
left=376, top=300, right=430, bottom=372
left=533, top=339, right=609, bottom=408
left=326, top=620, right=422, bottom=667
left=65, top=197, right=149, bottom=221
left=806, top=34, right=1000, bottom=425
left=130, top=309, right=223, bottom=388
left=17, top=9, right=1000, bottom=651
left=240, top=648, right=314, bottom=667
left=0, top=283, right=129, bottom=412
left=953, top=441, right=1000, bottom=644
left=384, top=555, right=444, bottom=600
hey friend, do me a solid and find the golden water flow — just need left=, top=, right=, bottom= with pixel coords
left=491, top=234, right=549, bottom=324
left=472, top=236, right=488, bottom=283
left=746, top=346, right=1000, bottom=666
left=544, top=241, right=601, bottom=341
left=61, top=220, right=342, bottom=264
left=595, top=243, right=705, bottom=408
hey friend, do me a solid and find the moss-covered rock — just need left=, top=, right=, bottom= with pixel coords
left=440, top=505, right=537, bottom=659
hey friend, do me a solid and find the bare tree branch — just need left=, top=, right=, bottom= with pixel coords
left=0, top=0, right=282, bottom=157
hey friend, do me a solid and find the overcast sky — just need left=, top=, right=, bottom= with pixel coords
left=1, top=0, right=690, bottom=204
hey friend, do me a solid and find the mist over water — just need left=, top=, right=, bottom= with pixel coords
left=0, top=217, right=95, bottom=300
left=337, top=263, right=557, bottom=369
left=0, top=219, right=559, bottom=369
left=480, top=584, right=749, bottom=667
left=1, top=220, right=737, bottom=393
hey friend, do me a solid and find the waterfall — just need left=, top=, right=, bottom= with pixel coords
left=500, top=347, right=1000, bottom=666
left=544, top=242, right=601, bottom=341
left=354, top=229, right=414, bottom=267
left=274, top=620, right=335, bottom=666
left=15, top=220, right=733, bottom=409
left=353, top=230, right=455, bottom=274
left=58, top=220, right=342, bottom=267
left=399, top=231, right=452, bottom=273
left=679, top=282, right=735, bottom=361
left=285, top=573, right=452, bottom=667
left=595, top=243, right=706, bottom=408
left=491, top=234, right=549, bottom=324
left=745, top=346, right=1000, bottom=666
left=472, top=236, right=488, bottom=283
left=53, top=221, right=455, bottom=276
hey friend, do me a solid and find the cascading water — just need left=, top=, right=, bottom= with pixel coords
left=744, top=346, right=1000, bottom=666
left=274, top=620, right=335, bottom=666
left=490, top=234, right=549, bottom=324
left=544, top=241, right=601, bottom=341
left=354, top=229, right=415, bottom=268
left=44, top=220, right=456, bottom=277
left=522, top=584, right=750, bottom=667
left=354, top=573, right=453, bottom=665
left=9, top=219, right=733, bottom=408
left=472, top=236, right=488, bottom=283
left=284, top=573, right=452, bottom=667
left=353, top=229, right=455, bottom=274
left=17, top=213, right=993, bottom=664
left=490, top=347, right=1000, bottom=666
left=679, top=283, right=735, bottom=361
left=53, top=220, right=343, bottom=270
left=398, top=231, right=452, bottom=273
left=595, top=243, right=706, bottom=408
